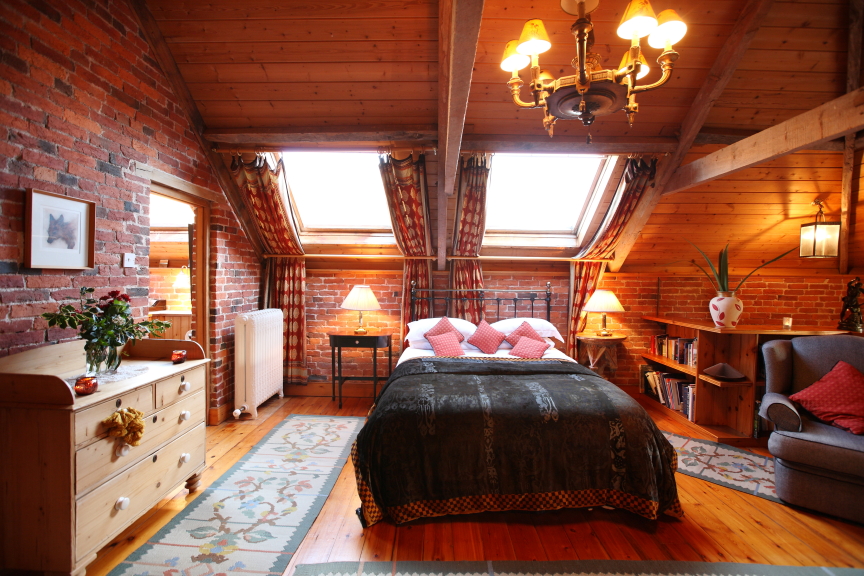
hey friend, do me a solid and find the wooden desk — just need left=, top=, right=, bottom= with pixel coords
left=329, top=333, right=392, bottom=408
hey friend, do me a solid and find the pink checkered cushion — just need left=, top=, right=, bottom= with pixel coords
left=508, top=336, right=551, bottom=358
left=504, top=321, right=546, bottom=347
left=424, top=316, right=465, bottom=343
left=467, top=320, right=507, bottom=354
left=427, top=332, right=466, bottom=357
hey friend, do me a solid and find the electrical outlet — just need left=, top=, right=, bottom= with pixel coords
left=123, top=253, right=136, bottom=268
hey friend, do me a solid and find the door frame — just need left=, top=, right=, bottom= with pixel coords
left=150, top=180, right=213, bottom=417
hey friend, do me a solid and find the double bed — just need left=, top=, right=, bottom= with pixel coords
left=352, top=286, right=682, bottom=527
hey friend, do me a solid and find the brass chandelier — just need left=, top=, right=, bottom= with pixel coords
left=501, top=0, right=687, bottom=139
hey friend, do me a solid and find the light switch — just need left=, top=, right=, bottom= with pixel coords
left=123, top=253, right=136, bottom=268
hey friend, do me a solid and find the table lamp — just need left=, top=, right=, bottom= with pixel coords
left=583, top=289, right=625, bottom=336
left=341, top=285, right=381, bottom=334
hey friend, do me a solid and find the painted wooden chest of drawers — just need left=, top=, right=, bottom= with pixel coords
left=0, top=339, right=209, bottom=575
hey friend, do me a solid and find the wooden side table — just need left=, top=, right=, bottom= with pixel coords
left=575, top=333, right=627, bottom=378
left=329, top=333, right=392, bottom=408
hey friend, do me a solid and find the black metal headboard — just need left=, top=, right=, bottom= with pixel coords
left=409, top=281, right=552, bottom=322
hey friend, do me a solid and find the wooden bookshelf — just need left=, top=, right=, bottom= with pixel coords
left=641, top=316, right=846, bottom=447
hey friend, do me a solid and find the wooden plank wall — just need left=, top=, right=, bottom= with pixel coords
left=621, top=145, right=853, bottom=276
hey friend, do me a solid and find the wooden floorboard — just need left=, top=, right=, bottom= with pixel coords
left=86, top=392, right=864, bottom=576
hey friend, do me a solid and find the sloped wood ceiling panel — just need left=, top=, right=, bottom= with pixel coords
left=148, top=0, right=438, bottom=137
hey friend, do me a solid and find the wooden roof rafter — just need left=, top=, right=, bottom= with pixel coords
left=608, top=0, right=776, bottom=272
left=437, top=0, right=486, bottom=270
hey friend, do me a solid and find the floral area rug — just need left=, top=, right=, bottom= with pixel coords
left=662, top=431, right=779, bottom=502
left=109, top=414, right=364, bottom=576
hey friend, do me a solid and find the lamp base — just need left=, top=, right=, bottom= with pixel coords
left=595, top=329, right=613, bottom=337
left=353, top=327, right=368, bottom=335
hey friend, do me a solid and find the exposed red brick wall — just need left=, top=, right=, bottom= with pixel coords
left=149, top=267, right=191, bottom=311
left=305, top=271, right=402, bottom=382
left=208, top=211, right=260, bottom=410
left=584, top=273, right=849, bottom=387
left=0, top=0, right=260, bottom=415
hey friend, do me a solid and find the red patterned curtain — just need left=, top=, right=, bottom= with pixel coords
left=231, top=153, right=307, bottom=384
left=566, top=157, right=656, bottom=356
left=450, top=154, right=490, bottom=324
left=379, top=154, right=432, bottom=339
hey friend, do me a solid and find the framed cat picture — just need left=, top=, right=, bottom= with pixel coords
left=25, top=189, right=95, bottom=269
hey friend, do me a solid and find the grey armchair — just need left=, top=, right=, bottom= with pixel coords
left=760, top=335, right=864, bottom=524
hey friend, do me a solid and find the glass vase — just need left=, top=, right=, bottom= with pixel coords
left=85, top=345, right=108, bottom=376
left=85, top=345, right=122, bottom=375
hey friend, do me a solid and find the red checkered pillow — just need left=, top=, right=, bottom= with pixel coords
left=504, top=321, right=546, bottom=347
left=508, top=336, right=551, bottom=359
left=424, top=316, right=464, bottom=343
left=467, top=320, right=507, bottom=354
left=790, top=361, right=864, bottom=434
left=427, top=332, right=466, bottom=357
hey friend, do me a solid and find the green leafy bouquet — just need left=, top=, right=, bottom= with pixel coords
left=43, top=287, right=171, bottom=373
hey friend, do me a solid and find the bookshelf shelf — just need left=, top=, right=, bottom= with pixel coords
left=641, top=316, right=846, bottom=447
left=641, top=353, right=697, bottom=376
left=698, top=374, right=752, bottom=388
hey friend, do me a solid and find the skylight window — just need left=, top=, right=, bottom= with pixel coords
left=485, top=154, right=605, bottom=232
left=282, top=151, right=391, bottom=230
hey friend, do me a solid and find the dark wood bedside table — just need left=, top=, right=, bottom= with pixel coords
left=575, top=333, right=627, bottom=378
left=328, top=333, right=393, bottom=408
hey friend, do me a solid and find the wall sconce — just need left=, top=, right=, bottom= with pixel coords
left=800, top=199, right=840, bottom=258
left=583, top=289, right=625, bottom=336
left=340, top=285, right=381, bottom=334
left=173, top=265, right=191, bottom=289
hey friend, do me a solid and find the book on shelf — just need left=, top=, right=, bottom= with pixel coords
left=651, top=334, right=668, bottom=356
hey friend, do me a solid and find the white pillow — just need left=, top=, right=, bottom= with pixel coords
left=490, top=318, right=564, bottom=343
left=405, top=317, right=477, bottom=343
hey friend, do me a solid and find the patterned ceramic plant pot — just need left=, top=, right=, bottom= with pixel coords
left=709, top=291, right=744, bottom=328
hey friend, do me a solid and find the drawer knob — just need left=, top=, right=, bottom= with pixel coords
left=179, top=382, right=191, bottom=393
left=180, top=452, right=191, bottom=464
left=115, top=497, right=130, bottom=511
left=355, top=340, right=360, bottom=344
left=179, top=410, right=191, bottom=421
left=115, top=444, right=131, bottom=458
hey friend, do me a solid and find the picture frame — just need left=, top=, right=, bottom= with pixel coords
left=25, top=188, right=95, bottom=269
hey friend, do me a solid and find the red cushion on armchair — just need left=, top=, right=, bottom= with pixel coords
left=789, top=360, right=864, bottom=434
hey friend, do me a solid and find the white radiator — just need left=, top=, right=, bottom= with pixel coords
left=234, top=308, right=284, bottom=419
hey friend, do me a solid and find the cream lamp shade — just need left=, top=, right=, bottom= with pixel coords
left=647, top=9, right=687, bottom=49
left=516, top=19, right=552, bottom=55
left=341, top=285, right=381, bottom=334
left=500, top=40, right=531, bottom=72
left=617, top=0, right=658, bottom=40
left=583, top=289, right=625, bottom=336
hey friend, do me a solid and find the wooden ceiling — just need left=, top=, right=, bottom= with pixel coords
left=138, top=0, right=861, bottom=275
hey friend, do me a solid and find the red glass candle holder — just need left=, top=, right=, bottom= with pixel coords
left=74, top=376, right=99, bottom=396
left=171, top=350, right=187, bottom=364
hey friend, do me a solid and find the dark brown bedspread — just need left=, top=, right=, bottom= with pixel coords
left=353, top=357, right=682, bottom=526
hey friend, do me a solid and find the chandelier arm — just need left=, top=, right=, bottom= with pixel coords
left=507, top=76, right=543, bottom=108
left=629, top=66, right=673, bottom=94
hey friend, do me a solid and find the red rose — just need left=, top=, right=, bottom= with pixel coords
left=108, top=290, right=121, bottom=299
left=120, top=293, right=131, bottom=302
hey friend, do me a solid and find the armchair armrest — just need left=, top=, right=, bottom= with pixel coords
left=759, top=392, right=802, bottom=432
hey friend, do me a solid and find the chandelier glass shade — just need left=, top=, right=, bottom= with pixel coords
left=501, top=0, right=686, bottom=139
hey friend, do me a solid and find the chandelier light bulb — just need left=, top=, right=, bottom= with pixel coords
left=516, top=19, right=552, bottom=55
left=648, top=9, right=687, bottom=49
left=617, top=0, right=658, bottom=39
left=500, top=40, right=531, bottom=72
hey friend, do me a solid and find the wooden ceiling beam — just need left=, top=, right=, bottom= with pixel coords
left=205, top=127, right=438, bottom=145
left=840, top=0, right=863, bottom=274
left=129, top=0, right=265, bottom=259
left=693, top=131, right=864, bottom=151
left=608, top=0, right=775, bottom=273
left=437, top=0, right=485, bottom=270
left=663, top=87, right=864, bottom=196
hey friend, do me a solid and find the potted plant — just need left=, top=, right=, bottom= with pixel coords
left=43, top=287, right=171, bottom=374
left=689, top=243, right=796, bottom=328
